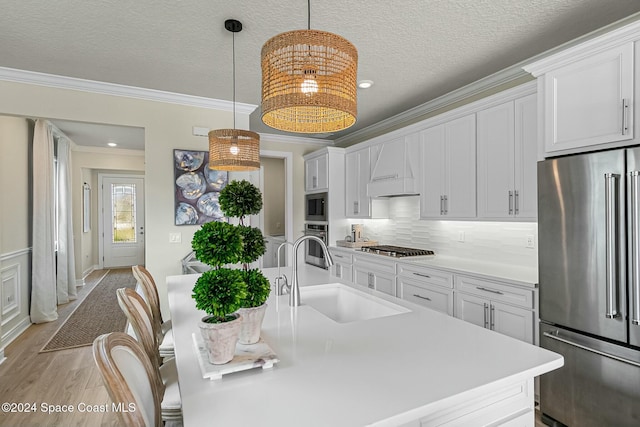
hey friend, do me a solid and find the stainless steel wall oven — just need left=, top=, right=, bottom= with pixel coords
left=304, top=223, right=328, bottom=269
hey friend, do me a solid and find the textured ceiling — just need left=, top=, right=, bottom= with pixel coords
left=2, top=0, right=640, bottom=149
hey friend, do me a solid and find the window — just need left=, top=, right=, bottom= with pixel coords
left=111, top=184, right=137, bottom=243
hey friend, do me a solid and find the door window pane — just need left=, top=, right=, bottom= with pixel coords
left=112, top=184, right=136, bottom=243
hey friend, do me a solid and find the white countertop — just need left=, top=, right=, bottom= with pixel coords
left=336, top=247, right=538, bottom=287
left=167, top=268, right=561, bottom=426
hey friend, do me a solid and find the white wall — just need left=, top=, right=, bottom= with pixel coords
left=0, top=116, right=32, bottom=352
left=347, top=196, right=538, bottom=269
left=0, top=79, right=323, bottom=318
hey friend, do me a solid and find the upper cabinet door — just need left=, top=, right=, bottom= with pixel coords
left=420, top=124, right=446, bottom=218
left=305, top=153, right=329, bottom=192
left=514, top=94, right=538, bottom=219
left=444, top=114, right=477, bottom=218
left=477, top=101, right=515, bottom=219
left=543, top=42, right=634, bottom=153
left=345, top=148, right=370, bottom=217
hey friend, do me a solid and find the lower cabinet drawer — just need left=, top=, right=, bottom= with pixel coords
left=399, top=280, right=453, bottom=315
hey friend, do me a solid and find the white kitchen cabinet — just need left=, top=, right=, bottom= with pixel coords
left=397, top=263, right=454, bottom=315
left=262, top=236, right=286, bottom=268
left=329, top=247, right=353, bottom=283
left=454, top=274, right=534, bottom=344
left=353, top=255, right=396, bottom=296
left=525, top=41, right=634, bottom=155
left=305, top=151, right=328, bottom=192
left=345, top=147, right=389, bottom=218
left=420, top=114, right=476, bottom=219
left=477, top=94, right=537, bottom=219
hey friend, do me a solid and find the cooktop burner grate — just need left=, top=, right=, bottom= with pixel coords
left=360, top=245, right=435, bottom=257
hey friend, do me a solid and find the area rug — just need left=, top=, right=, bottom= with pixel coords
left=40, top=268, right=137, bottom=352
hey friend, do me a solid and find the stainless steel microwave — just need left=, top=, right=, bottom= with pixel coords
left=305, top=192, right=327, bottom=222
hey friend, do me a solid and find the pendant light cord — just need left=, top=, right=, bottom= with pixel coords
left=232, top=30, right=236, bottom=130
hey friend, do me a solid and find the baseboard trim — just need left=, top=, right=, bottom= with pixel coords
left=0, top=348, right=6, bottom=365
left=0, top=317, right=31, bottom=349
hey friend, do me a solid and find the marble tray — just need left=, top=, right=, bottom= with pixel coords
left=192, top=333, right=279, bottom=381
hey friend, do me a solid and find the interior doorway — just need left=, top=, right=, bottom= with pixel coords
left=98, top=174, right=145, bottom=268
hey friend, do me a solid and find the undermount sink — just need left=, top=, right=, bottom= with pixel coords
left=300, top=283, right=410, bottom=323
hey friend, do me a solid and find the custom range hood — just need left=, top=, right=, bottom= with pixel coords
left=367, top=136, right=419, bottom=197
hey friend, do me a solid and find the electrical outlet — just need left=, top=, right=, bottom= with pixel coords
left=169, top=232, right=182, bottom=243
left=526, top=235, right=535, bottom=249
left=458, top=231, right=465, bottom=243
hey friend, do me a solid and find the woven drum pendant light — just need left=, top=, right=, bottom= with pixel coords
left=261, top=0, right=358, bottom=133
left=209, top=19, right=260, bottom=171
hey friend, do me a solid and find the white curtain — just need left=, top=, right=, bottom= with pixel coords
left=31, top=119, right=58, bottom=323
left=56, top=136, right=77, bottom=304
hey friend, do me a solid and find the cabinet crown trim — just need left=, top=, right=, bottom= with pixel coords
left=524, top=19, right=640, bottom=76
left=345, top=82, right=536, bottom=153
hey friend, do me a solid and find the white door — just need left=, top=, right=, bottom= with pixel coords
left=101, top=176, right=145, bottom=268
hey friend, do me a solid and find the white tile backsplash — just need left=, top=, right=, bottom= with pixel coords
left=348, top=196, right=537, bottom=269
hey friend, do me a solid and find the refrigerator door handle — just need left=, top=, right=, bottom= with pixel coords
left=604, top=173, right=621, bottom=319
left=631, top=170, right=640, bottom=326
left=543, top=331, right=640, bottom=368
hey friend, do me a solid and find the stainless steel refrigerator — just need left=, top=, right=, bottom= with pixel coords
left=538, top=147, right=640, bottom=427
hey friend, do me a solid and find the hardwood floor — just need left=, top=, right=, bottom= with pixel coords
left=0, top=270, right=122, bottom=427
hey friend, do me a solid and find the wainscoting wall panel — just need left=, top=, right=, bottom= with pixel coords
left=0, top=248, right=32, bottom=353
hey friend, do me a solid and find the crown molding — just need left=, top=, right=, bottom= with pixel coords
left=258, top=132, right=335, bottom=146
left=524, top=18, right=640, bottom=76
left=0, top=67, right=257, bottom=114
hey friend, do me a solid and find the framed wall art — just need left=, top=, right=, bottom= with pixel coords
left=173, top=149, right=228, bottom=225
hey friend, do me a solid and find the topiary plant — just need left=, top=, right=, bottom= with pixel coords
left=217, top=180, right=270, bottom=308
left=218, top=179, right=263, bottom=223
left=192, top=269, right=247, bottom=323
left=191, top=221, right=242, bottom=267
left=241, top=269, right=271, bottom=308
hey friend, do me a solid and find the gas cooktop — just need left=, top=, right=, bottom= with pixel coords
left=359, top=245, right=435, bottom=258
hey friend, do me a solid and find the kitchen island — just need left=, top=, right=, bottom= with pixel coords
left=167, top=267, right=562, bottom=426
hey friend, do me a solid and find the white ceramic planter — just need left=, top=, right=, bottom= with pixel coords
left=199, top=313, right=242, bottom=364
left=237, top=304, right=267, bottom=345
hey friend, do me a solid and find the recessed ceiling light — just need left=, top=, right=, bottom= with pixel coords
left=107, top=142, right=118, bottom=147
left=358, top=80, right=374, bottom=89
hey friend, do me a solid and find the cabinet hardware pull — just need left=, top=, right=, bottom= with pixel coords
left=412, top=294, right=431, bottom=301
left=368, top=272, right=374, bottom=289
left=443, top=195, right=448, bottom=214
left=622, top=98, right=629, bottom=135
left=333, top=254, right=344, bottom=259
left=412, top=272, right=431, bottom=278
left=476, top=286, right=504, bottom=295
left=510, top=190, right=514, bottom=214
left=354, top=201, right=359, bottom=214
left=514, top=190, right=519, bottom=215
left=630, top=171, right=640, bottom=325
left=490, top=305, right=495, bottom=330
left=440, top=195, right=444, bottom=215
left=371, top=173, right=399, bottom=182
left=604, top=173, right=620, bottom=319
left=483, top=303, right=489, bottom=328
